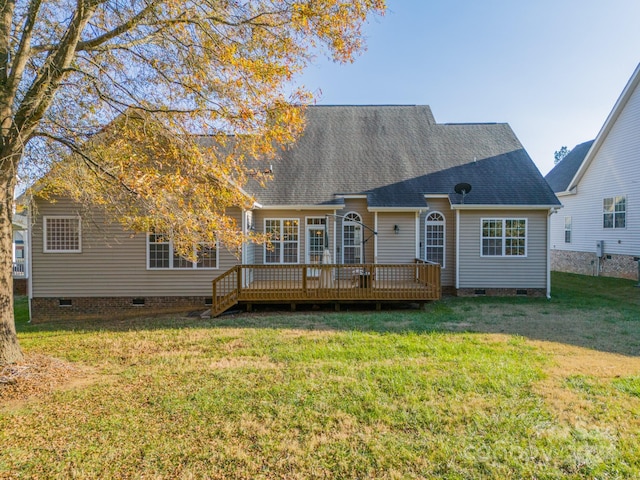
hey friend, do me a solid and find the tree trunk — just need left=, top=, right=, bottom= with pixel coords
left=0, top=145, right=23, bottom=365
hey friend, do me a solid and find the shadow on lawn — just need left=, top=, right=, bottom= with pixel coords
left=15, top=273, right=640, bottom=357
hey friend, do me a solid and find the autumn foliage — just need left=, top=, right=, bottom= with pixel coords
left=0, top=0, right=385, bottom=364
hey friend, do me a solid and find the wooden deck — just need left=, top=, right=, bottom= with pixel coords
left=211, top=261, right=441, bottom=316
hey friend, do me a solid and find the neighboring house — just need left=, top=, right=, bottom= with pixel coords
left=546, top=63, right=640, bottom=280
left=26, top=105, right=560, bottom=321
left=12, top=213, right=28, bottom=276
left=12, top=211, right=28, bottom=295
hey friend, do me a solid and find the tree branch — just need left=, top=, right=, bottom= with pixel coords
left=3, top=0, right=42, bottom=109
left=0, top=0, right=16, bottom=87
left=32, top=130, right=140, bottom=196
left=13, top=1, right=98, bottom=140
left=75, top=1, right=158, bottom=52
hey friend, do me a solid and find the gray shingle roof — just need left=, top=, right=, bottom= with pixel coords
left=247, top=105, right=560, bottom=208
left=544, top=140, right=594, bottom=193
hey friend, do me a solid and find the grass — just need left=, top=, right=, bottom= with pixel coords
left=2, top=272, right=640, bottom=479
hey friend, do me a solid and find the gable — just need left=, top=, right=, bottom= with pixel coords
left=544, top=140, right=594, bottom=193
left=247, top=105, right=559, bottom=208
left=567, top=63, right=640, bottom=190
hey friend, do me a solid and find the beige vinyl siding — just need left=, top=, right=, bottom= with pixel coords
left=458, top=210, right=548, bottom=289
left=336, top=199, right=374, bottom=264
left=420, top=199, right=455, bottom=287
left=31, top=197, right=241, bottom=297
left=376, top=212, right=416, bottom=264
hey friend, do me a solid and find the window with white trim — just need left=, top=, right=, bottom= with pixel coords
left=265, top=219, right=299, bottom=263
left=425, top=211, right=445, bottom=267
left=603, top=196, right=626, bottom=229
left=342, top=212, right=362, bottom=264
left=43, top=216, right=81, bottom=253
left=147, top=234, right=217, bottom=269
left=564, top=216, right=572, bottom=243
left=481, top=218, right=527, bottom=257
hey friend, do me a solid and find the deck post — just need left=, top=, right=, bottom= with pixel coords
left=291, top=303, right=296, bottom=312
left=302, top=266, right=307, bottom=296
left=212, top=280, right=217, bottom=312
left=236, top=265, right=242, bottom=298
left=335, top=303, right=340, bottom=312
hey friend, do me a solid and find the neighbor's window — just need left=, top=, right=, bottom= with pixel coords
left=43, top=216, right=81, bottom=253
left=603, top=196, right=626, bottom=229
left=147, top=234, right=217, bottom=269
left=481, top=218, right=527, bottom=257
left=564, top=216, right=572, bottom=243
left=265, top=219, right=299, bottom=263
left=425, top=211, right=445, bottom=267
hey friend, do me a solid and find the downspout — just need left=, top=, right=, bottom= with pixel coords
left=415, top=212, right=420, bottom=259
left=546, top=208, right=555, bottom=299
left=455, top=209, right=460, bottom=290
left=374, top=212, right=378, bottom=264
left=27, top=200, right=33, bottom=322
left=333, top=212, right=337, bottom=264
left=241, top=209, right=247, bottom=265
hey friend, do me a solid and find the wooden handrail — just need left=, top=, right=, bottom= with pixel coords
left=211, top=265, right=241, bottom=316
left=212, top=262, right=441, bottom=316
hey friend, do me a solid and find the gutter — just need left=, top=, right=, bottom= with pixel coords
left=450, top=204, right=562, bottom=211
left=260, top=204, right=344, bottom=211
left=367, top=207, right=428, bottom=213
left=27, top=198, right=33, bottom=322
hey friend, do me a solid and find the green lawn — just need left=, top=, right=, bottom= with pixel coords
left=2, top=272, right=640, bottom=479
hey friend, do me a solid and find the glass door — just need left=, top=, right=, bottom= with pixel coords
left=306, top=218, right=326, bottom=276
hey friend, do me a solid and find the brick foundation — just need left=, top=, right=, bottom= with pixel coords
left=30, top=296, right=212, bottom=323
left=456, top=288, right=546, bottom=298
left=551, top=250, right=639, bottom=280
left=13, top=278, right=27, bottom=296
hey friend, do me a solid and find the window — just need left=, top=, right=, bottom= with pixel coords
left=481, top=218, right=527, bottom=257
left=425, top=212, right=445, bottom=267
left=564, top=216, right=572, bottom=243
left=265, top=219, right=299, bottom=263
left=43, top=216, right=81, bottom=253
left=342, top=212, right=362, bottom=264
left=147, top=234, right=217, bottom=269
left=603, top=196, right=626, bottom=229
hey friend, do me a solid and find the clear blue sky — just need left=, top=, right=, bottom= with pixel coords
left=295, top=0, right=640, bottom=175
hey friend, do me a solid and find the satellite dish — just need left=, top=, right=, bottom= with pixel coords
left=454, top=182, right=472, bottom=195
left=453, top=182, right=472, bottom=204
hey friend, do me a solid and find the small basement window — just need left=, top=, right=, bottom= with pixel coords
left=474, top=289, right=486, bottom=296
left=516, top=289, right=528, bottom=296
left=132, top=298, right=146, bottom=306
left=59, top=299, right=73, bottom=307
left=204, top=297, right=213, bottom=306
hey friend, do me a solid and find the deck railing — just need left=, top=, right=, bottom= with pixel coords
left=211, top=261, right=441, bottom=316
left=13, top=259, right=26, bottom=277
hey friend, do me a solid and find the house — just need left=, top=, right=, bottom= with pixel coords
left=12, top=211, right=28, bottom=295
left=545, top=63, right=640, bottom=280
left=26, top=105, right=560, bottom=321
